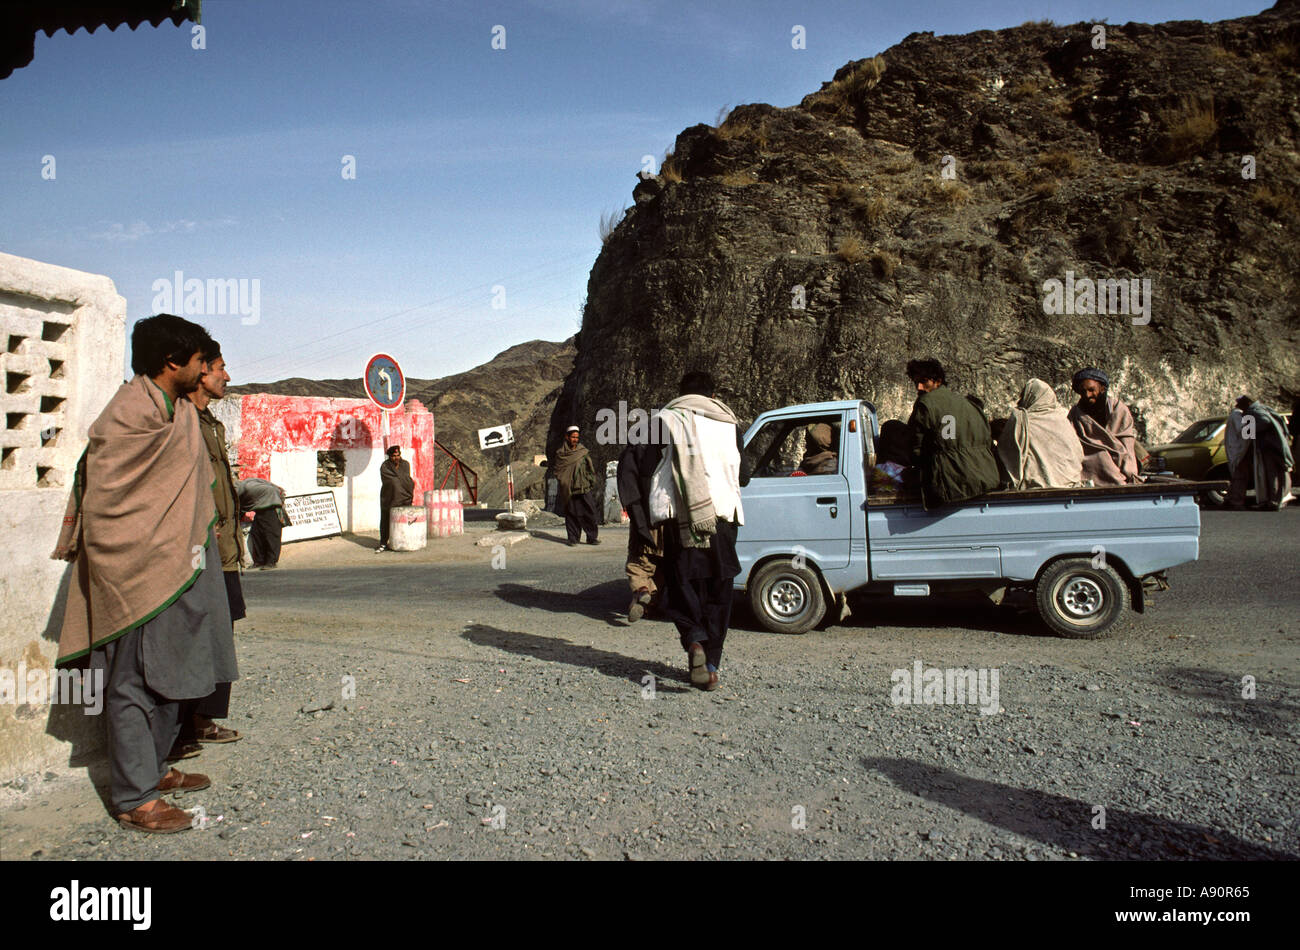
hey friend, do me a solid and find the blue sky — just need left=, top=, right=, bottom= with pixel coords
left=0, top=0, right=1264, bottom=384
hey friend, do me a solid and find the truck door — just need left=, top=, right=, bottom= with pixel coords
left=739, top=412, right=852, bottom=571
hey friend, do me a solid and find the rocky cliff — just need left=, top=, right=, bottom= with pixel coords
left=551, top=2, right=1299, bottom=469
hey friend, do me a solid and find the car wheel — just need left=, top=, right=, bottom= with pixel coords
left=1198, top=488, right=1225, bottom=507
left=1035, top=558, right=1129, bottom=639
left=748, top=559, right=826, bottom=635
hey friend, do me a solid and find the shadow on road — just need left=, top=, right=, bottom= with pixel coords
left=1142, top=666, right=1300, bottom=733
left=492, top=579, right=631, bottom=626
left=842, top=594, right=1046, bottom=637
left=864, top=756, right=1296, bottom=860
left=461, top=623, right=691, bottom=693
left=336, top=531, right=380, bottom=550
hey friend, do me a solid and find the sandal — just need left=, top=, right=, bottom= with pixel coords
left=196, top=724, right=242, bottom=743
left=165, top=740, right=202, bottom=761
left=157, top=768, right=211, bottom=794
left=118, top=798, right=193, bottom=834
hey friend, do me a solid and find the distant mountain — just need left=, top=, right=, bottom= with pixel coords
left=230, top=338, right=576, bottom=506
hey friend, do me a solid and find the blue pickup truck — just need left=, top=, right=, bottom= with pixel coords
left=736, top=400, right=1204, bottom=638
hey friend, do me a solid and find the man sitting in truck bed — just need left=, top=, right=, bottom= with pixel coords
left=1067, top=367, right=1141, bottom=485
left=905, top=358, right=1000, bottom=509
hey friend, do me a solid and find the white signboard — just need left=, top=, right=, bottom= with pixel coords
left=477, top=423, right=515, bottom=451
left=281, top=491, right=343, bottom=543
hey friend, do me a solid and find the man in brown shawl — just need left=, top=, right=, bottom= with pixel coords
left=52, top=314, right=237, bottom=833
left=553, top=425, right=599, bottom=546
left=997, top=378, right=1084, bottom=489
left=1067, top=368, right=1141, bottom=485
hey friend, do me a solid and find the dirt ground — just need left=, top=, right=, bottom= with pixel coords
left=2, top=509, right=1297, bottom=861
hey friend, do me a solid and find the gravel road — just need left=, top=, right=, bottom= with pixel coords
left=3, top=509, right=1296, bottom=861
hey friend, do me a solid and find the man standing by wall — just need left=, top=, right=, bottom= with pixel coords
left=650, top=372, right=744, bottom=691
left=905, top=358, right=999, bottom=508
left=52, top=314, right=236, bottom=833
left=1224, top=402, right=1252, bottom=509
left=377, top=444, right=414, bottom=552
left=175, top=341, right=245, bottom=753
left=553, top=425, right=599, bottom=546
left=1238, top=395, right=1294, bottom=510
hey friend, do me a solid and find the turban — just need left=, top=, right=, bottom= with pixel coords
left=1071, top=367, right=1109, bottom=391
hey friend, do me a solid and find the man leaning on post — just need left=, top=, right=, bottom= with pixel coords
left=52, top=314, right=237, bottom=833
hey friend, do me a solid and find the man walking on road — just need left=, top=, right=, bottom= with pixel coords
left=617, top=438, right=665, bottom=621
left=377, top=444, right=414, bottom=552
left=650, top=372, right=744, bottom=691
left=52, top=313, right=236, bottom=833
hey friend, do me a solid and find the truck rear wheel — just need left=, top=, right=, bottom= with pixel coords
left=1035, top=558, right=1129, bottom=639
left=749, top=559, right=826, bottom=635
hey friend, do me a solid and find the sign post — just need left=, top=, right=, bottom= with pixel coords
left=477, top=424, right=516, bottom=512
left=364, top=354, right=406, bottom=447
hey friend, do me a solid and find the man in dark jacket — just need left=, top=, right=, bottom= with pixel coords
left=377, top=444, right=415, bottom=552
left=905, top=358, right=999, bottom=509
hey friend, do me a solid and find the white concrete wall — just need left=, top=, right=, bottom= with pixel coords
left=0, top=252, right=126, bottom=782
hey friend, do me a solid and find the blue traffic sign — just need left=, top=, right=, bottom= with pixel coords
left=364, top=353, right=405, bottom=410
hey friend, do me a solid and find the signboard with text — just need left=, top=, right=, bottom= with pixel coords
left=281, top=491, right=343, bottom=543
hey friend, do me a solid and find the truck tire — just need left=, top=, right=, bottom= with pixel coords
left=749, top=559, right=826, bottom=635
left=1035, top=558, right=1129, bottom=639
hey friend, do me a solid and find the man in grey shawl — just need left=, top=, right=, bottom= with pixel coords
left=1224, top=404, right=1252, bottom=509
left=1067, top=367, right=1141, bottom=485
left=997, top=378, right=1083, bottom=489
left=53, top=314, right=236, bottom=834
left=552, top=425, right=599, bottom=545
left=648, top=371, right=744, bottom=691
left=1236, top=396, right=1294, bottom=509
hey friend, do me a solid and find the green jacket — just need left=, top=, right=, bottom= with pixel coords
left=197, top=404, right=245, bottom=570
left=907, top=385, right=1000, bottom=509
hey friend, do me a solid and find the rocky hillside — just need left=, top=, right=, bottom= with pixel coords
left=550, top=2, right=1299, bottom=471
left=232, top=339, right=575, bottom=506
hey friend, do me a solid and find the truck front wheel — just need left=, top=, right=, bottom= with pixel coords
left=1035, top=558, right=1129, bottom=639
left=748, top=559, right=826, bottom=635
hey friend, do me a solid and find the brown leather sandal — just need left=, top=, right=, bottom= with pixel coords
left=117, top=798, right=193, bottom=834
left=165, top=740, right=201, bottom=761
left=157, top=768, right=211, bottom=794
left=196, top=723, right=242, bottom=743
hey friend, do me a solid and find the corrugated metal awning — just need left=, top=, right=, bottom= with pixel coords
left=1, top=1, right=201, bottom=80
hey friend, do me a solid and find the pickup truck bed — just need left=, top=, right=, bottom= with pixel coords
left=735, top=399, right=1211, bottom=639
